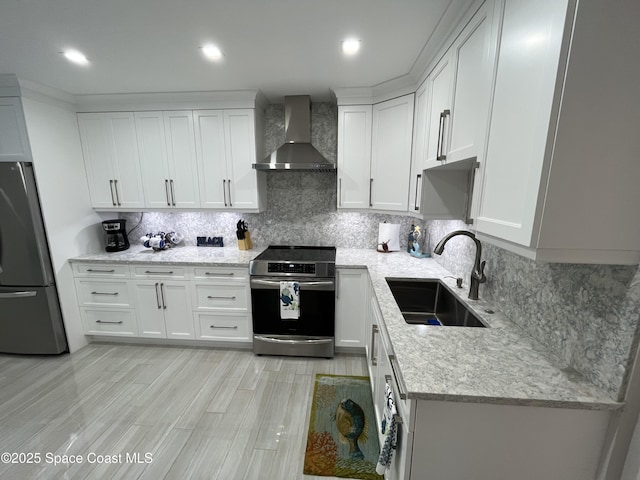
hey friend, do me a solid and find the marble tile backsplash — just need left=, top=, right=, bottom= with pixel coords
left=427, top=220, right=640, bottom=400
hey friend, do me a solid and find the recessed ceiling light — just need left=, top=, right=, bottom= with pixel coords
left=62, top=49, right=89, bottom=66
left=201, top=44, right=224, bottom=61
left=341, top=38, right=361, bottom=56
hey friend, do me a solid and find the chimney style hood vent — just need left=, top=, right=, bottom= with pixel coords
left=254, top=95, right=336, bottom=171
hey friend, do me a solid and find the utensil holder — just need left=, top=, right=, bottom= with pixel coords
left=238, top=232, right=252, bottom=250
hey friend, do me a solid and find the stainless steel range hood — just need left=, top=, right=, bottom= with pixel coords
left=254, top=95, right=336, bottom=171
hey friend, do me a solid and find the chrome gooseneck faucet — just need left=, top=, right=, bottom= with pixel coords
left=434, top=230, right=486, bottom=300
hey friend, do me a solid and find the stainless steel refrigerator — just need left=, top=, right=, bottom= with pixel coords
left=0, top=161, right=68, bottom=354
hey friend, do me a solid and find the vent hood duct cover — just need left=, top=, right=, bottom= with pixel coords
left=254, top=95, right=336, bottom=171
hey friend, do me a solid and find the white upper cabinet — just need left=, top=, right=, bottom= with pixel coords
left=423, top=0, right=496, bottom=169
left=195, top=109, right=263, bottom=210
left=78, top=112, right=145, bottom=209
left=0, top=97, right=31, bottom=162
left=475, top=0, right=640, bottom=264
left=370, top=94, right=415, bottom=211
left=425, top=54, right=453, bottom=167
left=337, top=95, right=414, bottom=212
left=446, top=0, right=495, bottom=165
left=337, top=105, right=372, bottom=209
left=408, top=82, right=429, bottom=213
left=135, top=111, right=200, bottom=209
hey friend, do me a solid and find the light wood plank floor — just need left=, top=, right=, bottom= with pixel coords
left=0, top=343, right=369, bottom=480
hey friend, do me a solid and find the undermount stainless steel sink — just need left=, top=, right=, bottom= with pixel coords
left=385, top=278, right=487, bottom=328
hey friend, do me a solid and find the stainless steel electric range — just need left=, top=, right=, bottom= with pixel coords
left=249, top=245, right=336, bottom=358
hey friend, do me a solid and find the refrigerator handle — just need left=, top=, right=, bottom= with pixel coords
left=0, top=291, right=37, bottom=299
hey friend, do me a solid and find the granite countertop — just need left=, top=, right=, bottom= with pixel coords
left=70, top=246, right=620, bottom=410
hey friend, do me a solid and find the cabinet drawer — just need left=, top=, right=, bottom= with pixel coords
left=73, top=263, right=130, bottom=278
left=194, top=312, right=251, bottom=341
left=191, top=266, right=248, bottom=281
left=75, top=279, right=132, bottom=307
left=132, top=265, right=188, bottom=279
left=192, top=283, right=249, bottom=311
left=81, top=307, right=138, bottom=336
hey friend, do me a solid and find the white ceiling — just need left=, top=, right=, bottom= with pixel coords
left=0, top=0, right=473, bottom=102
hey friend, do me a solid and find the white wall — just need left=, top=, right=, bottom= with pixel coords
left=21, top=92, right=102, bottom=353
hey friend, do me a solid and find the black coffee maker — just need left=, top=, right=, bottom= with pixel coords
left=102, top=219, right=130, bottom=252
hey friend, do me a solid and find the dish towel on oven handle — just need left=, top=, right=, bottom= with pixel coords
left=280, top=281, right=300, bottom=319
left=376, top=380, right=398, bottom=475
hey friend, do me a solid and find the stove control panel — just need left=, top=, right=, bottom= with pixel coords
left=267, top=262, right=316, bottom=275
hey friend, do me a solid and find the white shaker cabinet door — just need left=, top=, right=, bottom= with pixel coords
left=134, top=281, right=167, bottom=338
left=78, top=113, right=117, bottom=208
left=335, top=268, right=368, bottom=348
left=224, top=109, right=260, bottom=210
left=370, top=94, right=414, bottom=211
left=194, top=110, right=228, bottom=208
left=135, top=111, right=172, bottom=208
left=78, top=112, right=144, bottom=209
left=425, top=53, right=453, bottom=166
left=337, top=105, right=372, bottom=210
left=160, top=281, right=194, bottom=339
left=163, top=111, right=200, bottom=208
left=475, top=0, right=568, bottom=247
left=447, top=0, right=495, bottom=164
left=108, top=113, right=146, bottom=209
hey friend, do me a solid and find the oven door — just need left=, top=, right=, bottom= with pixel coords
left=250, top=277, right=335, bottom=337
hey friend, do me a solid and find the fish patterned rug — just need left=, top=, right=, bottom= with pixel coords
left=304, top=374, right=382, bottom=479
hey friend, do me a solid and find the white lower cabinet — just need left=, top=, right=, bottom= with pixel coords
left=74, top=263, right=138, bottom=337
left=190, top=266, right=252, bottom=343
left=133, top=280, right=193, bottom=339
left=369, top=293, right=413, bottom=480
left=72, top=261, right=253, bottom=345
left=335, top=268, right=368, bottom=349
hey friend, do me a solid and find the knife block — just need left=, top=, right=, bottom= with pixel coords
left=238, top=232, right=252, bottom=250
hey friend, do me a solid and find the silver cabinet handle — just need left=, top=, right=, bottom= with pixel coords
left=165, top=179, right=171, bottom=206
left=204, top=272, right=234, bottom=276
left=414, top=173, right=422, bottom=211
left=109, top=179, right=116, bottom=206
left=437, top=109, right=451, bottom=161
left=0, top=291, right=37, bottom=299
left=144, top=271, right=174, bottom=275
left=160, top=283, right=166, bottom=309
left=227, top=179, right=232, bottom=207
left=371, top=324, right=378, bottom=366
left=170, top=179, right=176, bottom=206
left=113, top=179, right=121, bottom=206
left=389, top=354, right=408, bottom=400
left=90, top=291, right=119, bottom=296
left=338, top=178, right=342, bottom=207
left=369, top=178, right=373, bottom=207
left=222, top=179, right=228, bottom=206
left=464, top=162, right=481, bottom=225
left=209, top=325, right=238, bottom=330
left=87, top=269, right=115, bottom=273
left=155, top=282, right=161, bottom=309
left=207, top=295, right=236, bottom=300
left=96, top=320, right=123, bottom=324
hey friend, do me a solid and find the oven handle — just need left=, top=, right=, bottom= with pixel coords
left=254, top=335, right=334, bottom=345
left=250, top=278, right=335, bottom=291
